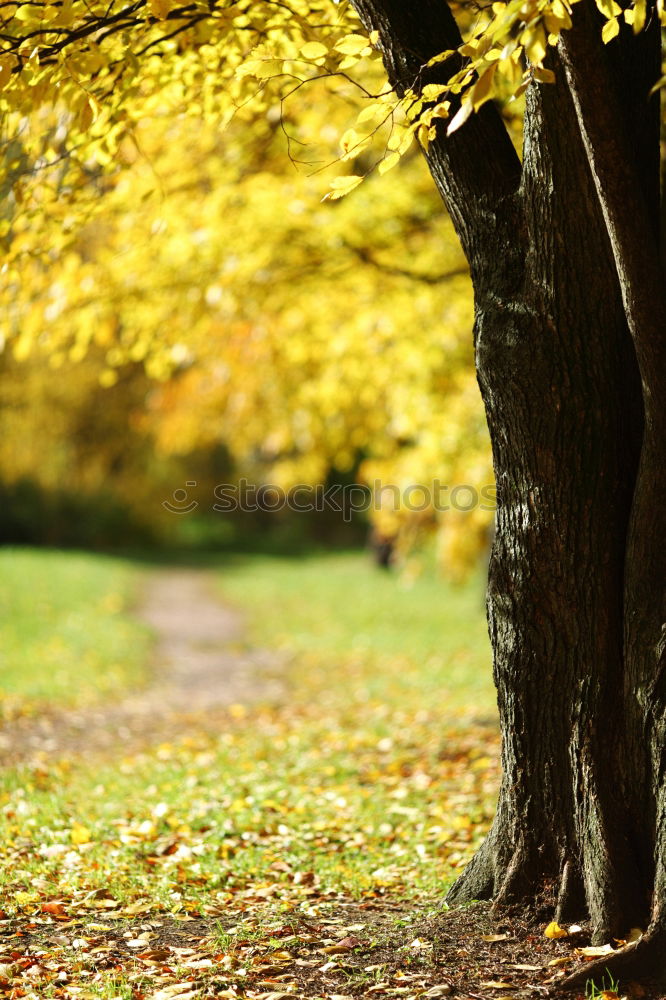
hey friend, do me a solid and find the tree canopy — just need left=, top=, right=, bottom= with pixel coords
left=1, top=1, right=499, bottom=571
left=3, top=0, right=660, bottom=570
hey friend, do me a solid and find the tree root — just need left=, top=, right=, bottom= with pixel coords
left=554, top=859, right=586, bottom=925
left=560, top=928, right=666, bottom=991
left=445, top=834, right=496, bottom=905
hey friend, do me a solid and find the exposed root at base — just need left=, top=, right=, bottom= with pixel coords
left=445, top=836, right=496, bottom=905
left=446, top=834, right=545, bottom=913
left=560, top=929, right=666, bottom=991
left=554, top=859, right=586, bottom=925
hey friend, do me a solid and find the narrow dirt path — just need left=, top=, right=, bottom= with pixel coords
left=0, top=568, right=284, bottom=765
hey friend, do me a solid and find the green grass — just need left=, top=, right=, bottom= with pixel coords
left=0, top=547, right=151, bottom=713
left=0, top=545, right=500, bottom=999
left=216, top=549, right=495, bottom=715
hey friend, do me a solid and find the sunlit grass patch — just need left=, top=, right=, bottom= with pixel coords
left=0, top=710, right=498, bottom=912
left=215, top=549, right=495, bottom=715
left=0, top=548, right=151, bottom=714
left=0, top=550, right=497, bottom=917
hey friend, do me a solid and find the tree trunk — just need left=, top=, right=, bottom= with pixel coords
left=446, top=58, right=648, bottom=940
left=350, top=0, right=665, bottom=975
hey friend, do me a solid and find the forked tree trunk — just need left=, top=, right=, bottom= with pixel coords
left=350, top=0, right=666, bottom=980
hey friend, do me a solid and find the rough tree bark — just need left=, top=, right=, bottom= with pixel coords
left=349, top=0, right=665, bottom=982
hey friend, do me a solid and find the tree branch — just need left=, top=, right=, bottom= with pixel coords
left=348, top=0, right=522, bottom=263
left=343, top=240, right=469, bottom=285
left=558, top=4, right=666, bottom=396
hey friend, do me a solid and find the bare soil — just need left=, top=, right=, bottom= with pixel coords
left=4, top=898, right=662, bottom=999
left=0, top=569, right=284, bottom=765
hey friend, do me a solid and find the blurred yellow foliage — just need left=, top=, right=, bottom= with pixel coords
left=0, top=3, right=498, bottom=575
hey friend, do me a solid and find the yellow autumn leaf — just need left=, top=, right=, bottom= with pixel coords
left=471, top=63, right=497, bottom=110
left=300, top=41, right=328, bottom=60
left=12, top=336, right=32, bottom=362
left=426, top=49, right=455, bottom=67
left=356, top=102, right=389, bottom=124
left=52, top=0, right=74, bottom=26
left=78, top=95, right=100, bottom=131
left=649, top=73, right=666, bottom=96
left=595, top=0, right=622, bottom=15
left=601, top=16, right=620, bottom=42
left=321, top=174, right=364, bottom=201
left=0, top=60, right=12, bottom=89
left=447, top=97, right=473, bottom=135
left=148, top=0, right=175, bottom=20
left=14, top=890, right=39, bottom=905
left=378, top=151, right=401, bottom=175
left=416, top=121, right=432, bottom=150
left=431, top=101, right=450, bottom=120
left=71, top=822, right=92, bottom=845
left=630, top=0, right=647, bottom=31
left=544, top=0, right=572, bottom=32
left=532, top=66, right=556, bottom=84
left=334, top=34, right=370, bottom=56
left=236, top=58, right=284, bottom=81
left=339, top=128, right=367, bottom=158
left=13, top=5, right=35, bottom=21
left=544, top=921, right=568, bottom=939
left=523, top=26, right=547, bottom=64
left=387, top=125, right=415, bottom=154
left=422, top=84, right=448, bottom=101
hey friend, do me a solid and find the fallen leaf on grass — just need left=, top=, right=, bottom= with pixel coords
left=137, top=948, right=173, bottom=963
left=548, top=956, right=571, bottom=967
left=481, top=981, right=515, bottom=989
left=182, top=958, right=213, bottom=970
left=423, top=986, right=453, bottom=996
left=510, top=963, right=541, bottom=971
left=149, top=985, right=198, bottom=1000
left=86, top=897, right=121, bottom=910
left=322, top=935, right=361, bottom=953
left=70, top=823, right=92, bottom=845
left=480, top=934, right=511, bottom=943
left=40, top=901, right=68, bottom=918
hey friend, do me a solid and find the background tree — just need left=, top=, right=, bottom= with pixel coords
left=1, top=42, right=493, bottom=573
